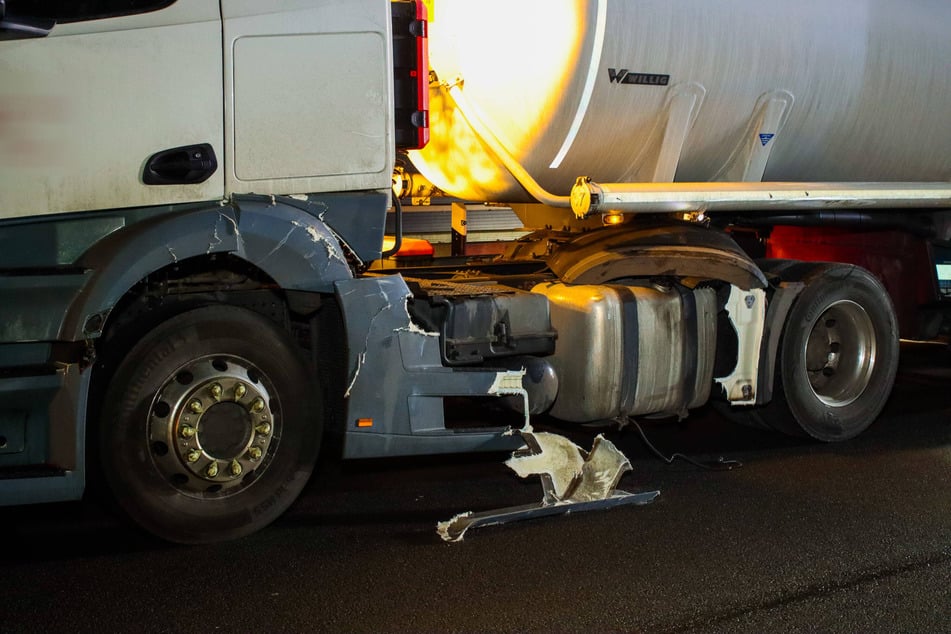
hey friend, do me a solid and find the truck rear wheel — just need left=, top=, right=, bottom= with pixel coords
left=100, top=305, right=320, bottom=543
left=724, top=264, right=899, bottom=441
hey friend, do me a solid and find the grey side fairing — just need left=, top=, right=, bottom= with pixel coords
left=0, top=196, right=360, bottom=343
left=0, top=274, right=92, bottom=343
left=335, top=275, right=523, bottom=459
left=0, top=365, right=89, bottom=505
left=62, top=196, right=354, bottom=340
left=273, top=191, right=391, bottom=265
left=0, top=205, right=180, bottom=343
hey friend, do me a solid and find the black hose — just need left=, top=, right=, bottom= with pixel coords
left=381, top=193, right=403, bottom=259
left=627, top=418, right=742, bottom=471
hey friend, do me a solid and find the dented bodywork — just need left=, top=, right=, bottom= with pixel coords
left=0, top=193, right=373, bottom=504
left=437, top=425, right=659, bottom=542
left=335, top=275, right=524, bottom=458
left=432, top=354, right=659, bottom=542
left=3, top=194, right=368, bottom=345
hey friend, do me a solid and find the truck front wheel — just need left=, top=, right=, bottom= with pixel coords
left=99, top=305, right=321, bottom=543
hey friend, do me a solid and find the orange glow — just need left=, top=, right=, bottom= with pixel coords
left=409, top=0, right=587, bottom=202
left=422, top=0, right=435, bottom=22
left=356, top=418, right=374, bottom=428
left=382, top=236, right=435, bottom=257
left=602, top=213, right=624, bottom=226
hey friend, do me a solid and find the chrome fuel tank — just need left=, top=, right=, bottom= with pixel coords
left=411, top=0, right=951, bottom=202
left=532, top=282, right=717, bottom=422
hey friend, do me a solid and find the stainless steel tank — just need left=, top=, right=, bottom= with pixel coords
left=532, top=281, right=718, bottom=420
left=410, top=0, right=951, bottom=203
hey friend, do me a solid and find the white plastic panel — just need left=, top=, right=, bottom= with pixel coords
left=716, top=286, right=766, bottom=405
left=223, top=0, right=394, bottom=196
left=233, top=33, right=388, bottom=181
left=0, top=1, right=223, bottom=218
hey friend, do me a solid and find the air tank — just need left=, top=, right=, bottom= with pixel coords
left=409, top=0, right=951, bottom=203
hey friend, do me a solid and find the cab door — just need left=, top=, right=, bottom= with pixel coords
left=221, top=0, right=395, bottom=198
left=0, top=0, right=223, bottom=219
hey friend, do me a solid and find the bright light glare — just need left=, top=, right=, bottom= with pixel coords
left=410, top=0, right=586, bottom=201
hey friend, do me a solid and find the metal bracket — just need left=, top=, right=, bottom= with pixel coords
left=715, top=285, right=767, bottom=404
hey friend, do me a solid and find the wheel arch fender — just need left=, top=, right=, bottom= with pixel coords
left=61, top=200, right=352, bottom=341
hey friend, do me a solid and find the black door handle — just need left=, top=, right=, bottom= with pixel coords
left=143, top=143, right=218, bottom=185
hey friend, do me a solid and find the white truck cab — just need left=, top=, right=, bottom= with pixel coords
left=1, top=0, right=396, bottom=219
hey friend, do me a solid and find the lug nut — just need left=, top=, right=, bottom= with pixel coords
left=229, top=460, right=242, bottom=476
left=248, top=446, right=263, bottom=460
left=186, top=449, right=202, bottom=463
left=255, top=422, right=271, bottom=436
left=210, top=383, right=222, bottom=400
left=188, top=399, right=204, bottom=414
left=251, top=398, right=265, bottom=413
left=205, top=461, right=219, bottom=478
left=234, top=383, right=247, bottom=400
left=180, top=424, right=196, bottom=439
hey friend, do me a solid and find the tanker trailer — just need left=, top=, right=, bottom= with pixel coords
left=412, top=0, right=951, bottom=198
left=401, top=0, right=951, bottom=441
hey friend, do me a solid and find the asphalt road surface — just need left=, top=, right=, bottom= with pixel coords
left=3, top=342, right=950, bottom=633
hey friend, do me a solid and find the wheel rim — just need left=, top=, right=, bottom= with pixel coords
left=803, top=300, right=877, bottom=407
left=146, top=355, right=280, bottom=498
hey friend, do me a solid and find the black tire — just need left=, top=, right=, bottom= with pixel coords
left=100, top=305, right=321, bottom=543
left=723, top=264, right=899, bottom=441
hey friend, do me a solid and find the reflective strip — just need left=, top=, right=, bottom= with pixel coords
left=548, top=0, right=608, bottom=169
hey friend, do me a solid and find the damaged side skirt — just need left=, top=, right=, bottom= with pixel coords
left=437, top=375, right=660, bottom=542
left=436, top=487, right=658, bottom=543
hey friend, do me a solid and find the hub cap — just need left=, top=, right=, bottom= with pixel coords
left=804, top=300, right=876, bottom=407
left=148, top=355, right=279, bottom=497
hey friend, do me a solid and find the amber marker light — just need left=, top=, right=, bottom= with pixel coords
left=382, top=236, right=435, bottom=257
left=356, top=419, right=374, bottom=428
left=602, top=213, right=624, bottom=226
